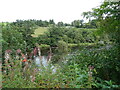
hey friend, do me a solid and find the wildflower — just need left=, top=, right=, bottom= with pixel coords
left=22, top=59, right=27, bottom=62
left=88, top=65, right=94, bottom=70
left=33, top=47, right=38, bottom=56
left=16, top=49, right=21, bottom=53
left=5, top=49, right=12, bottom=53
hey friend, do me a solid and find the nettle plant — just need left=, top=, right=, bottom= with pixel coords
left=2, top=49, right=35, bottom=87
left=2, top=46, right=53, bottom=87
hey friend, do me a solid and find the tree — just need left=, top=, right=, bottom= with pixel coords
left=71, top=20, right=84, bottom=28
left=92, top=1, right=120, bottom=44
left=45, top=26, right=65, bottom=46
left=49, top=19, right=55, bottom=25
left=57, top=40, right=68, bottom=54
left=57, top=22, right=64, bottom=27
left=82, top=11, right=93, bottom=22
left=82, top=19, right=98, bottom=28
left=1, top=23, right=26, bottom=61
left=79, top=20, right=84, bottom=28
left=71, top=20, right=80, bottom=28
left=88, top=1, right=120, bottom=84
left=89, top=19, right=98, bottom=28
left=6, top=20, right=37, bottom=53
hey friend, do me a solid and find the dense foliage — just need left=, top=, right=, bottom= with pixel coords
left=37, top=26, right=97, bottom=46
left=83, top=1, right=120, bottom=44
left=2, top=45, right=120, bottom=88
left=1, top=1, right=120, bottom=88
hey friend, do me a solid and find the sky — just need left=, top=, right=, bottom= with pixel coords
left=0, top=0, right=104, bottom=23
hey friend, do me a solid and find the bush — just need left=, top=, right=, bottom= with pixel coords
left=66, top=44, right=120, bottom=87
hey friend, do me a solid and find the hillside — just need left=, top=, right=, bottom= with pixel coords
left=32, top=27, right=48, bottom=37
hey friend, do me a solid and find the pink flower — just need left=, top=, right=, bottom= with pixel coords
left=88, top=65, right=94, bottom=70
left=16, top=49, right=21, bottom=53
left=33, top=47, right=38, bottom=56
left=5, top=49, right=12, bottom=53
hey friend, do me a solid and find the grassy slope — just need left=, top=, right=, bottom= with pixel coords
left=32, top=27, right=48, bottom=37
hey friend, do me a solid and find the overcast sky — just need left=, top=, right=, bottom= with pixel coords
left=0, top=0, right=104, bottom=23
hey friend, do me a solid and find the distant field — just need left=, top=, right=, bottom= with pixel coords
left=32, top=27, right=48, bottom=37
left=0, top=22, right=8, bottom=26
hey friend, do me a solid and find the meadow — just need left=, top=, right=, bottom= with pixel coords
left=32, top=27, right=48, bottom=37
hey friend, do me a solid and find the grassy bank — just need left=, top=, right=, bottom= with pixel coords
left=39, top=43, right=98, bottom=49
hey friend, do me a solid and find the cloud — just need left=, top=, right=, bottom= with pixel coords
left=0, top=0, right=103, bottom=23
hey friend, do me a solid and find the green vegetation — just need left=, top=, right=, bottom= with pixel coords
left=2, top=45, right=120, bottom=88
left=37, top=26, right=98, bottom=47
left=1, top=1, right=120, bottom=88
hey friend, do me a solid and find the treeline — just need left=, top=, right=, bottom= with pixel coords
left=1, top=20, right=36, bottom=55
left=5, top=18, right=97, bottom=28
left=1, top=18, right=106, bottom=56
left=37, top=26, right=98, bottom=46
left=0, top=19, right=99, bottom=48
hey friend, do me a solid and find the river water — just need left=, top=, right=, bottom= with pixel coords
left=35, top=56, right=48, bottom=67
left=34, top=55, right=59, bottom=73
left=34, top=44, right=113, bottom=73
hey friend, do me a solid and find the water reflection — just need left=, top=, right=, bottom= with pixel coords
left=34, top=56, right=48, bottom=67
left=34, top=56, right=58, bottom=73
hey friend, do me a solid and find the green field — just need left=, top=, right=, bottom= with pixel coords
left=32, top=27, right=48, bottom=37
